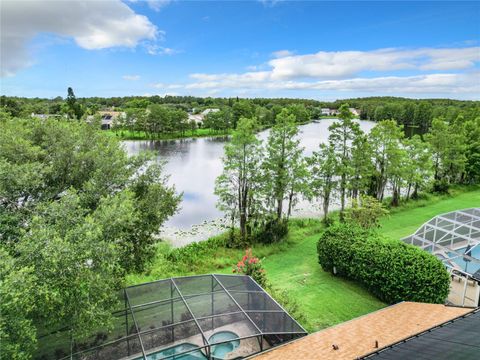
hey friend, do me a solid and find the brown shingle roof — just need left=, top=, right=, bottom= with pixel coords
left=253, top=302, right=472, bottom=360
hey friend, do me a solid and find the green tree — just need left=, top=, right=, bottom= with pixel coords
left=403, top=135, right=433, bottom=199
left=124, top=108, right=143, bottom=133
left=66, top=87, right=84, bottom=119
left=215, top=117, right=262, bottom=242
left=328, top=104, right=361, bottom=218
left=350, top=133, right=374, bottom=200
left=255, top=106, right=274, bottom=126
left=0, top=118, right=180, bottom=357
left=414, top=102, right=433, bottom=133
left=368, top=120, right=405, bottom=202
left=308, top=143, right=337, bottom=222
left=426, top=118, right=467, bottom=186
left=286, top=103, right=310, bottom=123
left=146, top=104, right=171, bottom=135
left=463, top=117, right=480, bottom=183
left=15, top=191, right=122, bottom=340
left=204, top=109, right=232, bottom=133
left=344, top=195, right=389, bottom=229
left=170, top=108, right=189, bottom=135
left=0, top=249, right=37, bottom=359
left=262, top=109, right=305, bottom=221
left=232, top=100, right=254, bottom=128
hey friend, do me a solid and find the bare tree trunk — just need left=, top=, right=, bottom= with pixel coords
left=323, top=191, right=330, bottom=222
left=412, top=183, right=419, bottom=199
left=391, top=184, right=400, bottom=207
left=287, top=189, right=294, bottom=220
left=340, top=174, right=346, bottom=221
left=276, top=197, right=283, bottom=220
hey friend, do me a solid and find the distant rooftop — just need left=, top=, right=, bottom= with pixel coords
left=252, top=302, right=471, bottom=360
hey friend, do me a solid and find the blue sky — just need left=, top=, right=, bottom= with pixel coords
left=1, top=0, right=479, bottom=99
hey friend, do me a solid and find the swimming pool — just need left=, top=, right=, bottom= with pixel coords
left=209, top=331, right=240, bottom=360
left=133, top=331, right=240, bottom=360
left=448, top=245, right=480, bottom=274
left=137, top=343, right=207, bottom=360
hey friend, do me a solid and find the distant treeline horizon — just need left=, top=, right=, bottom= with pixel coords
left=2, top=93, right=479, bottom=135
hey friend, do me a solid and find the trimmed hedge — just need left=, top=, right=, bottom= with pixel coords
left=317, top=223, right=450, bottom=304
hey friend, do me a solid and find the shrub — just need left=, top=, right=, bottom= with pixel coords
left=253, top=218, right=289, bottom=244
left=266, top=286, right=308, bottom=330
left=317, top=223, right=450, bottom=304
left=233, top=249, right=268, bottom=288
left=432, top=178, right=450, bottom=193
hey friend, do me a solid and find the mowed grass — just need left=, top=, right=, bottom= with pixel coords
left=263, top=186, right=480, bottom=332
left=379, top=185, right=480, bottom=240
left=262, top=220, right=385, bottom=332
left=128, top=186, right=480, bottom=333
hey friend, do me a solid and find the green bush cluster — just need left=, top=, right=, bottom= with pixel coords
left=252, top=218, right=289, bottom=244
left=317, top=223, right=450, bottom=304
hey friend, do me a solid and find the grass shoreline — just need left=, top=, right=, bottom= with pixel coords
left=104, top=119, right=317, bottom=141
left=105, top=128, right=231, bottom=141
left=127, top=185, right=480, bottom=332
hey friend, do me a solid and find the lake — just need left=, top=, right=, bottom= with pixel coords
left=123, top=119, right=377, bottom=246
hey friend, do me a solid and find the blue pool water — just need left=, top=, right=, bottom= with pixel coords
left=137, top=343, right=207, bottom=360
left=448, top=245, right=480, bottom=274
left=134, top=331, right=240, bottom=360
left=209, top=331, right=240, bottom=360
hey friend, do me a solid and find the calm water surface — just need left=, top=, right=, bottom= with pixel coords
left=123, top=119, right=376, bottom=245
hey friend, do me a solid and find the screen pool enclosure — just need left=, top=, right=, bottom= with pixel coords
left=402, top=208, right=480, bottom=306
left=47, top=274, right=307, bottom=360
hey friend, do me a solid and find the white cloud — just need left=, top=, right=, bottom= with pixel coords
left=153, top=46, right=480, bottom=97
left=164, top=72, right=480, bottom=96
left=123, top=75, right=140, bottom=81
left=1, top=0, right=159, bottom=76
left=151, top=82, right=184, bottom=89
left=147, top=0, right=173, bottom=12
left=146, top=45, right=180, bottom=55
left=271, top=50, right=294, bottom=58
left=268, top=47, right=480, bottom=80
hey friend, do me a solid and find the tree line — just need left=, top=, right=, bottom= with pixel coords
left=3, top=92, right=478, bottom=137
left=215, top=104, right=480, bottom=245
left=113, top=100, right=313, bottom=137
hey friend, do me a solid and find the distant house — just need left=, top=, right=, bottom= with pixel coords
left=188, top=113, right=204, bottom=124
left=97, top=110, right=126, bottom=130
left=320, top=108, right=330, bottom=116
left=201, top=108, right=220, bottom=116
left=349, top=107, right=361, bottom=116
left=31, top=113, right=65, bottom=119
left=188, top=108, right=220, bottom=125
left=329, top=109, right=340, bottom=116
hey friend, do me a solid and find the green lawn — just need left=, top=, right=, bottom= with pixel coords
left=128, top=186, right=480, bottom=333
left=262, top=221, right=385, bottom=331
left=379, top=186, right=480, bottom=240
